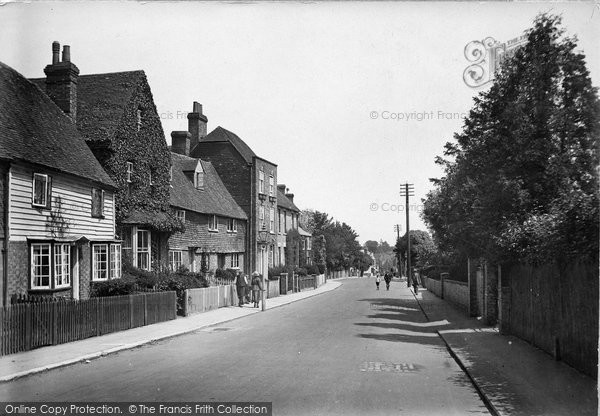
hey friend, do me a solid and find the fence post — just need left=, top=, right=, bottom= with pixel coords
left=25, top=304, right=32, bottom=351
left=52, top=301, right=58, bottom=345
left=143, top=294, right=148, bottom=326
left=96, top=298, right=101, bottom=337
left=313, top=274, right=317, bottom=290
left=129, top=295, right=134, bottom=329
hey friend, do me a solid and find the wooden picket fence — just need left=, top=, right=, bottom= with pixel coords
left=0, top=291, right=176, bottom=356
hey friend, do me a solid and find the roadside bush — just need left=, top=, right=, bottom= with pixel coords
left=269, top=265, right=293, bottom=280
left=306, top=264, right=320, bottom=275
left=295, top=267, right=307, bottom=276
left=215, top=268, right=237, bottom=281
left=91, top=279, right=136, bottom=297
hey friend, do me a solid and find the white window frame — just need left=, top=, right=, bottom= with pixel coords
left=91, top=188, right=105, bottom=218
left=227, top=218, right=237, bottom=233
left=54, top=244, right=71, bottom=288
left=126, top=162, right=134, bottom=183
left=269, top=175, right=274, bottom=197
left=110, top=244, right=122, bottom=279
left=32, top=173, right=48, bottom=208
left=31, top=243, right=51, bottom=289
left=259, top=206, right=265, bottom=230
left=169, top=250, right=183, bottom=271
left=208, top=215, right=218, bottom=232
left=175, top=210, right=186, bottom=222
left=269, top=208, right=275, bottom=233
left=231, top=253, right=240, bottom=268
left=135, top=229, right=151, bottom=271
left=259, top=170, right=265, bottom=194
left=92, top=244, right=109, bottom=281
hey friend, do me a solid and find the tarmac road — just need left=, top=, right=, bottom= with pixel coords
left=1, top=278, right=490, bottom=416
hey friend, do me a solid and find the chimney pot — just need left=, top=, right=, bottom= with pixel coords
left=62, top=45, right=71, bottom=62
left=193, top=101, right=202, bottom=114
left=52, top=41, right=60, bottom=64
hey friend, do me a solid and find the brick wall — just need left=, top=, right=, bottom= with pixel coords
left=193, top=143, right=251, bottom=215
left=79, top=244, right=91, bottom=299
left=443, top=278, right=470, bottom=314
left=7, top=241, right=28, bottom=297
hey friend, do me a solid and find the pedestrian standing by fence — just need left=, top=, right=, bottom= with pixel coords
left=375, top=273, right=381, bottom=290
left=251, top=271, right=263, bottom=308
left=235, top=271, right=248, bottom=307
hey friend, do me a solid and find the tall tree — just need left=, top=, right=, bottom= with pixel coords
left=422, top=14, right=599, bottom=264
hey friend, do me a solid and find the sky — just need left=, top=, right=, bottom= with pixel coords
left=1, top=1, right=598, bottom=245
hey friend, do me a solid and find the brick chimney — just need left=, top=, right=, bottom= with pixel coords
left=285, top=192, right=294, bottom=203
left=277, top=184, right=286, bottom=193
left=44, top=41, right=79, bottom=121
left=187, top=101, right=208, bottom=151
left=171, top=131, right=191, bottom=156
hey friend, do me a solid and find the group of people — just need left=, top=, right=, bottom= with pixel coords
left=375, top=270, right=394, bottom=291
left=234, top=270, right=264, bottom=308
left=375, top=269, right=420, bottom=293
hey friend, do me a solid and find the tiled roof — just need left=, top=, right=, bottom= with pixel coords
left=170, top=152, right=247, bottom=220
left=31, top=70, right=146, bottom=143
left=199, top=126, right=257, bottom=164
left=277, top=188, right=300, bottom=212
left=0, top=62, right=115, bottom=188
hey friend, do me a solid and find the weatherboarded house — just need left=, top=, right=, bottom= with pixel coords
left=31, top=42, right=179, bottom=271
left=0, top=61, right=118, bottom=305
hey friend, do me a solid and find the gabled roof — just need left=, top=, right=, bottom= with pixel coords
left=199, top=126, right=257, bottom=164
left=277, top=188, right=300, bottom=212
left=170, top=152, right=247, bottom=220
left=31, top=70, right=146, bottom=143
left=0, top=62, right=115, bottom=188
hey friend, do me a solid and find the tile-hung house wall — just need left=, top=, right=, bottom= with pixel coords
left=31, top=42, right=179, bottom=272
left=190, top=105, right=278, bottom=274
left=0, top=59, right=119, bottom=305
left=168, top=128, right=247, bottom=274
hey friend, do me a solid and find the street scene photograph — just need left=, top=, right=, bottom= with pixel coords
left=0, top=1, right=598, bottom=415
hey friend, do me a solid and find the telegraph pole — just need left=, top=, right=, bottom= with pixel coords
left=399, top=183, right=414, bottom=285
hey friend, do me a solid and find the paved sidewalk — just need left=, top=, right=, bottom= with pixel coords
left=0, top=280, right=342, bottom=383
left=413, top=287, right=598, bottom=416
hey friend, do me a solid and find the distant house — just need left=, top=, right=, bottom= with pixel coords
left=31, top=42, right=179, bottom=271
left=169, top=130, right=247, bottom=273
left=189, top=105, right=278, bottom=275
left=0, top=61, right=119, bottom=305
left=277, top=185, right=312, bottom=268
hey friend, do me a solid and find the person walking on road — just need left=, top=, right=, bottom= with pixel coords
left=235, top=271, right=248, bottom=307
left=412, top=270, right=419, bottom=294
left=251, top=271, right=263, bottom=308
left=384, top=272, right=392, bottom=291
left=375, top=273, right=381, bottom=290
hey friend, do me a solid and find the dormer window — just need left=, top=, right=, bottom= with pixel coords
left=126, top=162, right=133, bottom=183
left=195, top=172, right=204, bottom=190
